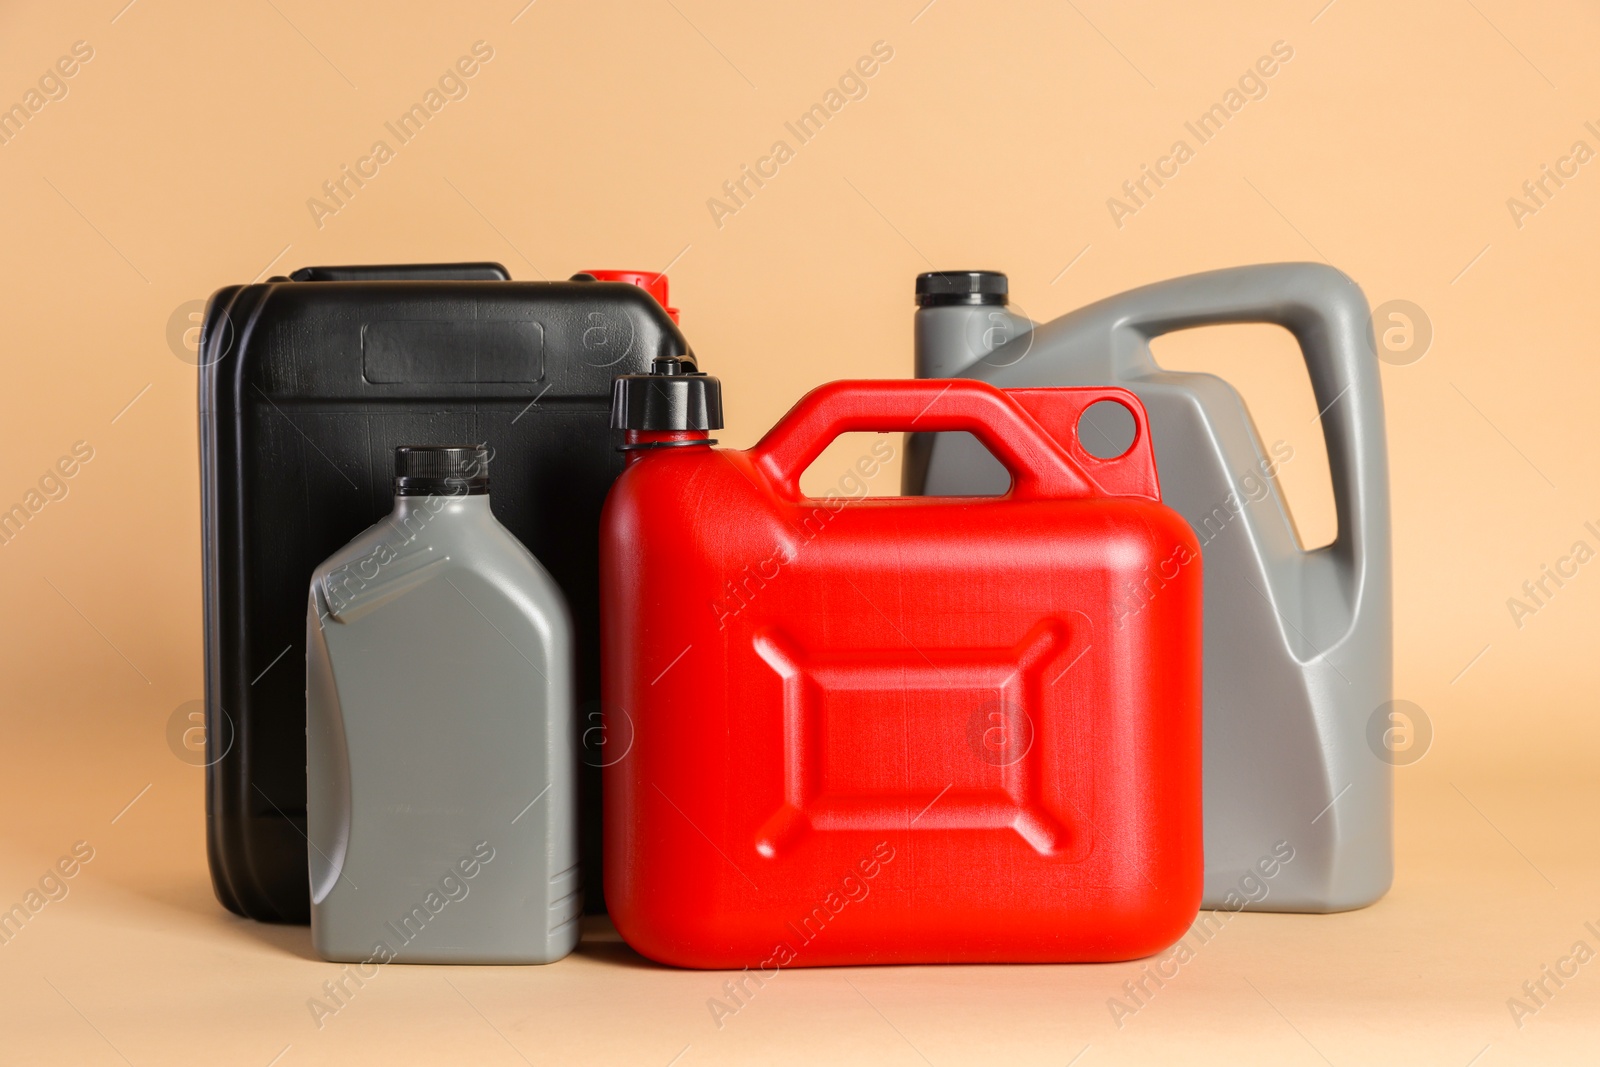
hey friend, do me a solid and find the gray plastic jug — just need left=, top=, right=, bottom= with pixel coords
left=905, top=264, right=1391, bottom=913
left=307, top=445, right=581, bottom=962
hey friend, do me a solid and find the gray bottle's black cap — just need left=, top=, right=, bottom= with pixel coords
left=915, top=271, right=1009, bottom=307
left=393, top=445, right=490, bottom=496
left=611, top=356, right=723, bottom=435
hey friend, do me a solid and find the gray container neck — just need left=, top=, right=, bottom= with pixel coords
left=914, top=305, right=1037, bottom=379
left=390, top=492, right=494, bottom=526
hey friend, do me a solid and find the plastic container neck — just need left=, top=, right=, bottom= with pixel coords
left=390, top=492, right=493, bottom=521
left=623, top=429, right=714, bottom=465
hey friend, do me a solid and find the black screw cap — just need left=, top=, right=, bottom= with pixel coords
left=915, top=271, right=1009, bottom=308
left=393, top=444, right=490, bottom=496
left=611, top=355, right=724, bottom=433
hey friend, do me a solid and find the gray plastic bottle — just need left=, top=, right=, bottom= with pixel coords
left=307, top=445, right=581, bottom=963
left=905, top=264, right=1391, bottom=913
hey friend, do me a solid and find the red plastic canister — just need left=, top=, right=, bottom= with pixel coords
left=600, top=375, right=1203, bottom=967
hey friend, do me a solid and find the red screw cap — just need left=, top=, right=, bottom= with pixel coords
left=581, top=270, right=679, bottom=323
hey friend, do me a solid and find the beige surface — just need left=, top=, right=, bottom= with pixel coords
left=2, top=0, right=1598, bottom=1062
left=1, top=760, right=1595, bottom=1065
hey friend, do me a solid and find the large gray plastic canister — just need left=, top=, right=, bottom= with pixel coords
left=307, top=445, right=581, bottom=963
left=905, top=264, right=1392, bottom=913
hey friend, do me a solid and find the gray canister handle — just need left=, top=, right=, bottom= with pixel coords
left=1097, top=262, right=1386, bottom=578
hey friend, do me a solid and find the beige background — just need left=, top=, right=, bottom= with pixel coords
left=1, top=1, right=1597, bottom=1063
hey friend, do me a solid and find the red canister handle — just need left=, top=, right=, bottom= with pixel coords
left=754, top=379, right=1132, bottom=501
